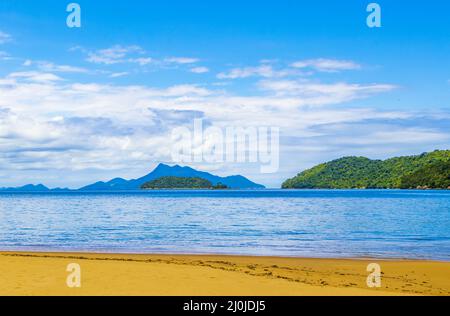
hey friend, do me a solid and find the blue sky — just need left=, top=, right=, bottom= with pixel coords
left=0, top=0, right=449, bottom=188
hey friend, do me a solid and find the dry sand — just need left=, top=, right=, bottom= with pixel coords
left=0, top=252, right=449, bottom=296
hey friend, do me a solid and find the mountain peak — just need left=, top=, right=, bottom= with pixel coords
left=80, top=163, right=265, bottom=190
left=154, top=163, right=174, bottom=170
left=3, top=164, right=265, bottom=192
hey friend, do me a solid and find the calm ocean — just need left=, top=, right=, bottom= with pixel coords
left=0, top=190, right=449, bottom=260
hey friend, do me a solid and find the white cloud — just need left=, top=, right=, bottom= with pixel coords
left=291, top=58, right=361, bottom=72
left=217, top=65, right=294, bottom=79
left=190, top=67, right=210, bottom=74
left=8, top=71, right=63, bottom=83
left=81, top=45, right=156, bottom=67
left=86, top=45, right=146, bottom=65
left=163, top=84, right=212, bottom=97
left=339, top=128, right=449, bottom=145
left=0, top=71, right=402, bottom=153
left=165, top=57, right=199, bottom=64
left=217, top=59, right=360, bottom=80
left=258, top=80, right=396, bottom=105
left=129, top=57, right=153, bottom=65
left=36, top=61, right=88, bottom=73
left=109, top=72, right=129, bottom=78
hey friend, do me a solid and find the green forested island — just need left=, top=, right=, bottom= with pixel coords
left=282, top=150, right=450, bottom=189
left=141, top=176, right=228, bottom=190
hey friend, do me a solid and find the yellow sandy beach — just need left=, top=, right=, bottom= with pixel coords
left=0, top=252, right=449, bottom=296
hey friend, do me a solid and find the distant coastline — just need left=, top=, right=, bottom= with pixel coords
left=2, top=149, right=450, bottom=192
left=0, top=163, right=264, bottom=192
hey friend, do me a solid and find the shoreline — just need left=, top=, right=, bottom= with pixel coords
left=0, top=249, right=448, bottom=263
left=1, top=251, right=449, bottom=296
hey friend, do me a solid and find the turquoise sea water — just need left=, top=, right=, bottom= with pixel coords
left=0, top=190, right=449, bottom=260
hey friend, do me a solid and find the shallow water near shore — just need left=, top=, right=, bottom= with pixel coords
left=0, top=190, right=449, bottom=260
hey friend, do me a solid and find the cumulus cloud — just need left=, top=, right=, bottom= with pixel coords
left=0, top=102, right=170, bottom=175
left=0, top=73, right=421, bottom=145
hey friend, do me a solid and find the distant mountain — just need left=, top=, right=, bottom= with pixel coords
left=80, top=163, right=265, bottom=190
left=282, top=150, right=450, bottom=189
left=0, top=184, right=72, bottom=192
left=0, top=164, right=264, bottom=192
left=0, top=184, right=50, bottom=192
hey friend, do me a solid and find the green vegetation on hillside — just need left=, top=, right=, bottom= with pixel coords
left=400, top=161, right=450, bottom=189
left=212, top=182, right=228, bottom=190
left=141, top=176, right=229, bottom=190
left=282, top=150, right=450, bottom=189
left=141, top=177, right=212, bottom=189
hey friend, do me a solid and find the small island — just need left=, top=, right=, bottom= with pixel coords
left=140, top=176, right=229, bottom=190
